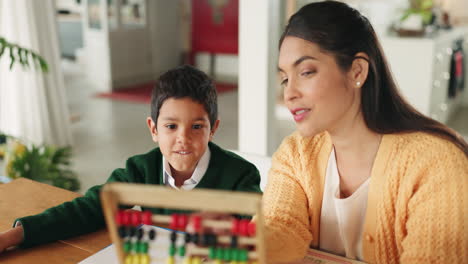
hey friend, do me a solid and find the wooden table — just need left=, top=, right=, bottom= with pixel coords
left=0, top=178, right=110, bottom=264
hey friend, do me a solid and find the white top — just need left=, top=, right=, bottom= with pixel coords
left=319, top=148, right=370, bottom=261
left=162, top=148, right=211, bottom=190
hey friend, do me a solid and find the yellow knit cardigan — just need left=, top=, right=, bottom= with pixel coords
left=262, top=131, right=468, bottom=263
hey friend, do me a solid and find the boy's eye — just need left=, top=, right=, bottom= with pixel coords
left=192, top=124, right=203, bottom=129
left=165, top=124, right=177, bottom=129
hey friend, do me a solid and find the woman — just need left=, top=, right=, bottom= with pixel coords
left=264, top=1, right=468, bottom=263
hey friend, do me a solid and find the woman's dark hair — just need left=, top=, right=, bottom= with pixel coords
left=280, top=0, right=468, bottom=156
left=151, top=65, right=218, bottom=129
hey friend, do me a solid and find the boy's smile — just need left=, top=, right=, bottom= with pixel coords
left=147, top=97, right=219, bottom=182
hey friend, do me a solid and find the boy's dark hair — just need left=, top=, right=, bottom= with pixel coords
left=151, top=65, right=218, bottom=129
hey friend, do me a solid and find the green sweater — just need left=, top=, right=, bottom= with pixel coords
left=16, top=142, right=261, bottom=248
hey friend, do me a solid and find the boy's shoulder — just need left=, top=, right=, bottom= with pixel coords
left=208, top=142, right=257, bottom=169
left=126, top=147, right=163, bottom=168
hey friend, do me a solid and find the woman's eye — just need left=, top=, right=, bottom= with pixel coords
left=192, top=124, right=203, bottom=129
left=301, top=71, right=315, bottom=77
left=280, top=78, right=288, bottom=87
left=165, top=124, right=176, bottom=129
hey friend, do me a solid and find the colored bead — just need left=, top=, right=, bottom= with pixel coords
left=140, top=254, right=150, bottom=264
left=131, top=211, right=141, bottom=226
left=140, top=242, right=149, bottom=254
left=169, top=244, right=176, bottom=256
left=184, top=232, right=191, bottom=243
left=124, top=255, right=132, bottom=264
left=209, top=246, right=216, bottom=259
left=170, top=231, right=177, bottom=243
left=191, top=233, right=199, bottom=244
left=239, top=249, right=248, bottom=261
left=132, top=242, right=139, bottom=252
left=136, top=228, right=144, bottom=240
left=214, top=260, right=222, bottom=264
left=118, top=226, right=128, bottom=238
left=239, top=219, right=249, bottom=236
left=179, top=214, right=188, bottom=230
left=122, top=211, right=131, bottom=226
left=231, top=248, right=239, bottom=261
left=224, top=248, right=232, bottom=261
left=123, top=241, right=132, bottom=253
left=131, top=254, right=139, bottom=264
left=142, top=211, right=152, bottom=225
left=148, top=229, right=156, bottom=240
left=170, top=213, right=179, bottom=230
left=166, top=256, right=175, bottom=264
left=230, top=235, right=238, bottom=248
left=129, top=227, right=136, bottom=237
left=192, top=215, right=202, bottom=232
left=192, top=257, right=202, bottom=264
left=216, top=247, right=223, bottom=260
left=247, top=222, right=256, bottom=236
left=116, top=210, right=124, bottom=225
left=202, top=233, right=210, bottom=246
left=178, top=245, right=186, bottom=256
left=231, top=218, right=240, bottom=235
left=230, top=262, right=238, bottom=264
left=183, top=257, right=192, bottom=264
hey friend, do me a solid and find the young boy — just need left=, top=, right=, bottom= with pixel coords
left=0, top=65, right=261, bottom=251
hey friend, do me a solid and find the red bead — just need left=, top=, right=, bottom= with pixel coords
left=142, top=211, right=152, bottom=225
left=247, top=222, right=256, bottom=236
left=122, top=211, right=131, bottom=226
left=178, top=214, right=188, bottom=230
left=170, top=214, right=179, bottom=230
left=239, top=219, right=249, bottom=236
left=192, top=215, right=202, bottom=232
left=131, top=211, right=141, bottom=226
left=231, top=219, right=240, bottom=235
left=116, top=210, right=124, bottom=225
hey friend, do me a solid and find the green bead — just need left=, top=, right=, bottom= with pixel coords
left=169, top=244, right=176, bottom=256
left=209, top=246, right=216, bottom=259
left=179, top=245, right=186, bottom=257
left=216, top=247, right=223, bottom=259
left=141, top=242, right=149, bottom=254
left=232, top=249, right=240, bottom=261
left=224, top=248, right=232, bottom=261
left=123, top=241, right=132, bottom=253
left=240, top=249, right=248, bottom=261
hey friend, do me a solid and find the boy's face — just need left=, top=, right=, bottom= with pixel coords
left=147, top=98, right=219, bottom=178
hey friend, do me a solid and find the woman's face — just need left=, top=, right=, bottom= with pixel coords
left=278, top=36, right=360, bottom=137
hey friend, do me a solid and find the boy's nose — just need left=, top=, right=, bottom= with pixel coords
left=176, top=129, right=191, bottom=143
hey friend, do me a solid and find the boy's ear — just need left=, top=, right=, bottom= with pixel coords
left=146, top=117, right=158, bottom=142
left=209, top=119, right=220, bottom=141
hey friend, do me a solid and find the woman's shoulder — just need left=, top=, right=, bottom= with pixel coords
left=274, top=131, right=332, bottom=160
left=387, top=131, right=467, bottom=168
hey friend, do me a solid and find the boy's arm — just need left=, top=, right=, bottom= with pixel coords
left=15, top=158, right=144, bottom=248
left=234, top=164, right=262, bottom=193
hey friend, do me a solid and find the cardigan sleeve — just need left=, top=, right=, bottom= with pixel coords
left=261, top=137, right=313, bottom=263
left=399, top=145, right=468, bottom=263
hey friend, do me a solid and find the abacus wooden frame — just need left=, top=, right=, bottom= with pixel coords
left=100, top=182, right=265, bottom=264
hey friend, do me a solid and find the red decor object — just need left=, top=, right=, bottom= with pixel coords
left=95, top=82, right=237, bottom=104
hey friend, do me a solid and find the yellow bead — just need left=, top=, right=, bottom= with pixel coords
left=131, top=254, right=140, bottom=264
left=183, top=257, right=192, bottom=264
left=250, top=261, right=258, bottom=264
left=167, top=256, right=175, bottom=264
left=214, top=260, right=222, bottom=264
left=140, top=254, right=150, bottom=264
left=125, top=255, right=133, bottom=264
left=230, top=262, right=238, bottom=264
left=192, top=257, right=202, bottom=264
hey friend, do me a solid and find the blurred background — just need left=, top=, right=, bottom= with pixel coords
left=0, top=0, right=467, bottom=193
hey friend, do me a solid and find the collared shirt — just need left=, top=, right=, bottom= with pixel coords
left=319, top=148, right=370, bottom=261
left=162, top=147, right=211, bottom=190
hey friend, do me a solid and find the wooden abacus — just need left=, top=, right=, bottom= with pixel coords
left=100, top=183, right=265, bottom=264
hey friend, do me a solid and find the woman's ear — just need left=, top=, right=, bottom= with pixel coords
left=350, top=52, right=369, bottom=89
left=209, top=119, right=220, bottom=141
left=146, top=117, right=158, bottom=143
